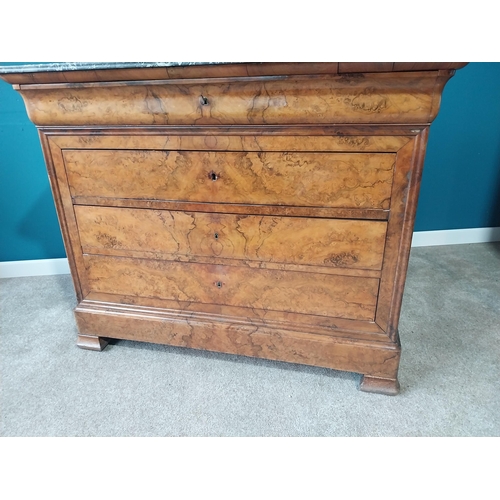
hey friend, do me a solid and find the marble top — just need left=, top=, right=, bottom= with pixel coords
left=0, top=62, right=235, bottom=74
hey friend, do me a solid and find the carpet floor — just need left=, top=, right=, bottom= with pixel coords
left=1, top=243, right=499, bottom=436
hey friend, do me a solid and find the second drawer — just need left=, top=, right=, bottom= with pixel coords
left=75, top=206, right=387, bottom=271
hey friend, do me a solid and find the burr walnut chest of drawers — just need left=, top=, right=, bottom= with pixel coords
left=1, top=62, right=466, bottom=395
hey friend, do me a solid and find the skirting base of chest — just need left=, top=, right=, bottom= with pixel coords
left=74, top=299, right=401, bottom=395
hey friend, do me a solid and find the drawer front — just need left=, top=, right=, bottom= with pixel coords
left=76, top=206, right=387, bottom=270
left=65, top=150, right=395, bottom=209
left=20, top=72, right=439, bottom=126
left=84, top=255, right=379, bottom=321
left=75, top=206, right=387, bottom=270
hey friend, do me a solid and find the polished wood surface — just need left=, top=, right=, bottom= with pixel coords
left=46, top=131, right=413, bottom=152
left=0, top=62, right=467, bottom=85
left=76, top=206, right=387, bottom=270
left=64, top=150, right=395, bottom=209
left=82, top=291, right=386, bottom=338
left=17, top=71, right=453, bottom=126
left=375, top=133, right=429, bottom=338
left=4, top=62, right=466, bottom=395
left=75, top=298, right=401, bottom=379
left=359, top=375, right=400, bottom=395
left=76, top=334, right=108, bottom=351
left=83, top=255, right=380, bottom=321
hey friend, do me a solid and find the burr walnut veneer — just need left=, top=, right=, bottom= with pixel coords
left=1, top=62, right=466, bottom=395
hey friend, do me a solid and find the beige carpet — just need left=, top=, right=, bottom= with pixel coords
left=1, top=243, right=499, bottom=436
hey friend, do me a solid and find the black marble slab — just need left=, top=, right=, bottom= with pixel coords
left=0, top=62, right=237, bottom=74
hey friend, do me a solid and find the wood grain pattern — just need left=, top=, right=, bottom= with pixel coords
left=64, top=150, right=395, bottom=209
left=376, top=129, right=429, bottom=340
left=38, top=133, right=84, bottom=301
left=75, top=299, right=401, bottom=379
left=83, top=255, right=380, bottom=321
left=5, top=63, right=465, bottom=393
left=375, top=130, right=429, bottom=339
left=49, top=132, right=411, bottom=153
left=17, top=71, right=454, bottom=126
left=40, top=136, right=90, bottom=299
left=72, top=198, right=389, bottom=222
left=76, top=206, right=387, bottom=270
left=83, top=291, right=386, bottom=338
left=79, top=249, right=382, bottom=278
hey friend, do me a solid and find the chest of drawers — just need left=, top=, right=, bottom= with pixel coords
left=1, top=62, right=466, bottom=395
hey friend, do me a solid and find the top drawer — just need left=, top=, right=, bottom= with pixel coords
left=20, top=72, right=441, bottom=126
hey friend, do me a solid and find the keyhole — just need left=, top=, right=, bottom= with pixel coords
left=215, top=281, right=223, bottom=288
left=209, top=171, right=218, bottom=181
left=200, top=95, right=209, bottom=105
left=214, top=232, right=219, bottom=240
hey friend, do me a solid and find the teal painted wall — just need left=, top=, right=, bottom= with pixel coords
left=415, top=62, right=500, bottom=231
left=0, top=62, right=65, bottom=262
left=1, top=63, right=499, bottom=262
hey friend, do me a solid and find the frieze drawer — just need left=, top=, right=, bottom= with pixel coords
left=18, top=71, right=446, bottom=127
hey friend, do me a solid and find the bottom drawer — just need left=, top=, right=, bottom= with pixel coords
left=83, top=255, right=379, bottom=321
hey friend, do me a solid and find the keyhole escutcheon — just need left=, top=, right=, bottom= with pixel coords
left=209, top=171, right=218, bottom=181
left=215, top=281, right=223, bottom=289
left=214, top=232, right=219, bottom=240
left=200, top=95, right=209, bottom=106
